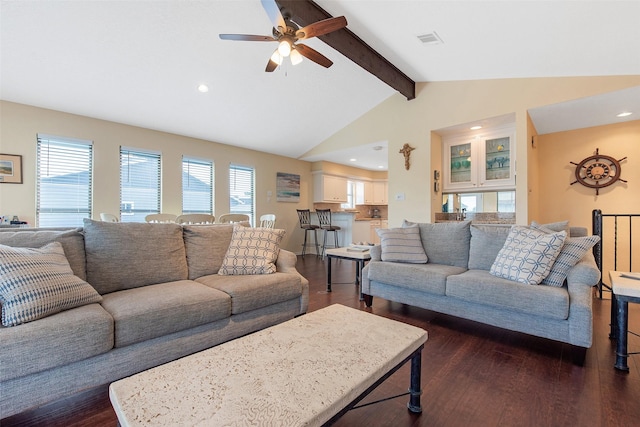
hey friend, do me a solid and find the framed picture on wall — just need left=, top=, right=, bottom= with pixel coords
left=0, top=154, right=23, bottom=184
left=276, top=172, right=300, bottom=202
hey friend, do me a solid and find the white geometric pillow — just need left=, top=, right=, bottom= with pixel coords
left=377, top=225, right=428, bottom=264
left=0, top=242, right=102, bottom=327
left=490, top=226, right=566, bottom=285
left=218, top=227, right=285, bottom=275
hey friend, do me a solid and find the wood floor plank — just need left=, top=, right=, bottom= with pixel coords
left=2, top=255, right=639, bottom=426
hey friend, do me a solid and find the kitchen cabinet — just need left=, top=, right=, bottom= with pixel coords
left=352, top=220, right=371, bottom=244
left=443, top=125, right=516, bottom=192
left=355, top=180, right=387, bottom=205
left=369, top=219, right=388, bottom=244
left=372, top=181, right=387, bottom=204
left=313, top=174, right=348, bottom=203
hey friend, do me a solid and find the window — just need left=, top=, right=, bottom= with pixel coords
left=182, top=157, right=213, bottom=214
left=120, top=148, right=161, bottom=222
left=341, top=180, right=356, bottom=209
left=36, top=135, right=93, bottom=227
left=229, top=164, right=254, bottom=224
left=497, top=191, right=516, bottom=213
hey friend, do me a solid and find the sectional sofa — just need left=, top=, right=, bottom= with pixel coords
left=0, top=220, right=309, bottom=418
left=362, top=220, right=601, bottom=360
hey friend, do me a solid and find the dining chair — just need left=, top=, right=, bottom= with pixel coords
left=259, top=214, right=276, bottom=228
left=145, top=213, right=177, bottom=223
left=218, top=213, right=250, bottom=224
left=316, top=209, right=341, bottom=258
left=296, top=209, right=320, bottom=257
left=175, top=214, right=215, bottom=224
left=99, top=213, right=119, bottom=222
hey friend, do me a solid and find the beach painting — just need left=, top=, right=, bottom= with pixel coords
left=276, top=172, right=300, bottom=202
left=0, top=154, right=22, bottom=183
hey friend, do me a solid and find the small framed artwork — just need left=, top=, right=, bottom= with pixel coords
left=276, top=172, right=300, bottom=202
left=0, top=154, right=23, bottom=184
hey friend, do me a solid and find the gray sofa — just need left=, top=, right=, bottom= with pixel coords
left=0, top=220, right=309, bottom=418
left=362, top=221, right=600, bottom=358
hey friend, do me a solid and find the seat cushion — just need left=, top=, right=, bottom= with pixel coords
left=367, top=261, right=466, bottom=295
left=100, top=280, right=230, bottom=348
left=0, top=303, right=113, bottom=381
left=446, top=270, right=570, bottom=320
left=196, top=272, right=302, bottom=315
left=83, top=219, right=188, bottom=294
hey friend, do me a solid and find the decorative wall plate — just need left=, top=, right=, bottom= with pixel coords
left=570, top=148, right=626, bottom=195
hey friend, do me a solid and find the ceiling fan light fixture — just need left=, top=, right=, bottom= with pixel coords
left=290, top=48, right=303, bottom=65
left=278, top=40, right=291, bottom=57
left=270, top=50, right=283, bottom=65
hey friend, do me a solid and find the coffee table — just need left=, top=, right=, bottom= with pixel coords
left=609, top=271, right=640, bottom=371
left=109, top=304, right=427, bottom=426
left=325, top=247, right=372, bottom=298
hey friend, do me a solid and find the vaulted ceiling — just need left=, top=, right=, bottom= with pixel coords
left=1, top=1, right=639, bottom=171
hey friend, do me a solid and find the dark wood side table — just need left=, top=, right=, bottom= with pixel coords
left=609, top=271, right=640, bottom=371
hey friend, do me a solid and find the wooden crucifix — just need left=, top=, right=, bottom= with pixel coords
left=399, top=143, right=415, bottom=170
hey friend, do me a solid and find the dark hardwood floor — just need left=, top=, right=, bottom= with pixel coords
left=3, top=255, right=640, bottom=426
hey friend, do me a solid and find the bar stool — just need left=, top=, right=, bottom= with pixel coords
left=316, top=209, right=341, bottom=258
left=296, top=209, right=320, bottom=257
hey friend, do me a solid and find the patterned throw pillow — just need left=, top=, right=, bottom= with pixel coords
left=490, top=226, right=566, bottom=285
left=218, top=227, right=285, bottom=275
left=377, top=225, right=428, bottom=264
left=0, top=242, right=102, bottom=327
left=530, top=222, right=600, bottom=287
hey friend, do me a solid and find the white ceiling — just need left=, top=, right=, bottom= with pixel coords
left=1, top=1, right=639, bottom=171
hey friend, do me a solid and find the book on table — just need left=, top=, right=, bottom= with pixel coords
left=620, top=272, right=640, bottom=281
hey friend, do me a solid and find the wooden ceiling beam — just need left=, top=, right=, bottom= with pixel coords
left=278, top=0, right=415, bottom=100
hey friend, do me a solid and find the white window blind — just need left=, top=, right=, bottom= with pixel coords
left=36, top=135, right=93, bottom=227
left=229, top=164, right=255, bottom=225
left=120, top=148, right=161, bottom=222
left=182, top=157, right=213, bottom=214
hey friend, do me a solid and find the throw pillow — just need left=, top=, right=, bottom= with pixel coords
left=490, top=226, right=566, bottom=285
left=530, top=220, right=570, bottom=234
left=0, top=242, right=102, bottom=327
left=218, top=227, right=285, bottom=275
left=530, top=223, right=600, bottom=287
left=377, top=225, right=428, bottom=263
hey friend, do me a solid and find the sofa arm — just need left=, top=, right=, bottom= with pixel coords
left=567, top=252, right=601, bottom=288
left=276, top=249, right=298, bottom=273
left=369, top=245, right=382, bottom=261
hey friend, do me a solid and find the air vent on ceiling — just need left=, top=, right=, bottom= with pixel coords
left=417, top=32, right=443, bottom=45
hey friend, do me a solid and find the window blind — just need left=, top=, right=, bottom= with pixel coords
left=36, top=135, right=93, bottom=227
left=229, top=164, right=255, bottom=225
left=182, top=157, right=213, bottom=214
left=120, top=148, right=161, bottom=222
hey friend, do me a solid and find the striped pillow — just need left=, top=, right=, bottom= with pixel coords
left=377, top=225, right=428, bottom=264
left=0, top=242, right=102, bottom=327
left=218, top=227, right=285, bottom=275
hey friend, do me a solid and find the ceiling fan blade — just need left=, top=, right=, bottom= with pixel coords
left=295, top=44, right=333, bottom=68
left=260, top=0, right=287, bottom=33
left=296, top=16, right=347, bottom=39
left=219, top=34, right=276, bottom=42
left=265, top=57, right=279, bottom=72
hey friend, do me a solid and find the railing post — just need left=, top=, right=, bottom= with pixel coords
left=592, top=209, right=604, bottom=298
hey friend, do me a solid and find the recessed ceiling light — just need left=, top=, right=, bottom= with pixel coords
left=349, top=158, right=357, bottom=162
left=372, top=145, right=384, bottom=151
left=616, top=112, right=632, bottom=117
left=197, top=84, right=209, bottom=93
left=470, top=125, right=482, bottom=130
left=378, top=165, right=385, bottom=169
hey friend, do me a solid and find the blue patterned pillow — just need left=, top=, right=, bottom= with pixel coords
left=377, top=225, right=428, bottom=264
left=218, top=227, right=285, bottom=275
left=0, top=242, right=102, bottom=326
left=490, top=226, right=566, bottom=285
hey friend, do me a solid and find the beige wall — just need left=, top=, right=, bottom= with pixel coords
left=307, top=76, right=640, bottom=227
left=0, top=101, right=313, bottom=253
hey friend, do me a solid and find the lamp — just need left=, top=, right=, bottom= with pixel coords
left=270, top=50, right=283, bottom=65
left=278, top=40, right=291, bottom=57
left=290, top=48, right=303, bottom=65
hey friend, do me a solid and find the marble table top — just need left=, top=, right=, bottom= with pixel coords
left=610, top=271, right=640, bottom=298
left=109, top=304, right=428, bottom=427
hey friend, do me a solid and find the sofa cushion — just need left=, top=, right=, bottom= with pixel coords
left=531, top=220, right=570, bottom=234
left=367, top=261, right=466, bottom=295
left=0, top=303, right=113, bottom=381
left=100, top=280, right=230, bottom=347
left=0, top=227, right=86, bottom=280
left=403, top=220, right=471, bottom=268
left=468, top=225, right=511, bottom=270
left=182, top=224, right=236, bottom=279
left=0, top=242, right=103, bottom=327
left=197, top=272, right=302, bottom=315
left=490, top=226, right=566, bottom=285
left=377, top=225, right=428, bottom=263
left=446, top=270, right=570, bottom=320
left=83, top=219, right=188, bottom=294
left=218, top=227, right=285, bottom=275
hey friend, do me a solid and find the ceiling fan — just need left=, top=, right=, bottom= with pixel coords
left=219, top=0, right=347, bottom=72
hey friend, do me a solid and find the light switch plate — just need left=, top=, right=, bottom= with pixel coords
left=395, top=193, right=405, bottom=201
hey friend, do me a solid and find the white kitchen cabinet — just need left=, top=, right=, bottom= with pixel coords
left=352, top=220, right=371, bottom=244
left=355, top=180, right=386, bottom=205
left=313, top=174, right=348, bottom=203
left=372, top=181, right=387, bottom=204
left=369, top=219, right=388, bottom=244
left=443, top=125, right=516, bottom=192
